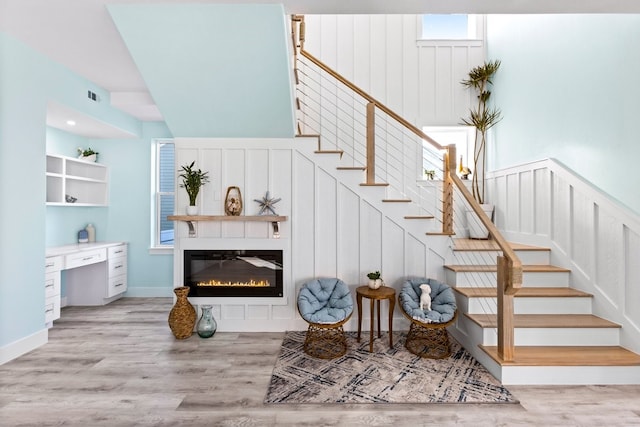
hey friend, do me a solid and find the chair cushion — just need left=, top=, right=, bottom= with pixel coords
left=399, top=278, right=457, bottom=323
left=298, top=278, right=353, bottom=324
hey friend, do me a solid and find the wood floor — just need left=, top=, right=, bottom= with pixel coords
left=1, top=298, right=640, bottom=426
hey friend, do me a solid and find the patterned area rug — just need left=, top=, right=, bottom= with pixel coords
left=265, top=331, right=518, bottom=404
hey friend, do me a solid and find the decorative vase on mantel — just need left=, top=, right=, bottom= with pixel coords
left=224, top=186, right=243, bottom=216
left=168, top=286, right=196, bottom=339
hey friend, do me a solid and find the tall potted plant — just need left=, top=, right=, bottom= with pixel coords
left=178, top=161, right=209, bottom=215
left=460, top=60, right=502, bottom=238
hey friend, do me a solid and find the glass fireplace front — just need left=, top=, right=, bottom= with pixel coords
left=184, top=249, right=283, bottom=297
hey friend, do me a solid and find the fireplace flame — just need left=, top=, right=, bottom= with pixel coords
left=197, top=279, right=271, bottom=288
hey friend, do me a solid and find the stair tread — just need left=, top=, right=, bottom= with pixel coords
left=314, top=150, right=343, bottom=154
left=480, top=345, right=640, bottom=366
left=404, top=215, right=435, bottom=219
left=454, top=287, right=592, bottom=298
left=382, top=199, right=411, bottom=203
left=359, top=183, right=390, bottom=187
left=453, top=238, right=550, bottom=252
left=466, top=313, right=620, bottom=328
left=445, top=264, right=570, bottom=272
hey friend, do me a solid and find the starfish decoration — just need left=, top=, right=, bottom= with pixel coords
left=254, top=191, right=281, bottom=215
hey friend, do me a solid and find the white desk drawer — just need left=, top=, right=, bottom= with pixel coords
left=108, top=257, right=127, bottom=278
left=107, top=275, right=127, bottom=298
left=45, top=256, right=63, bottom=273
left=45, top=272, right=61, bottom=299
left=45, top=295, right=60, bottom=323
left=65, top=248, right=106, bottom=269
left=108, top=244, right=127, bottom=259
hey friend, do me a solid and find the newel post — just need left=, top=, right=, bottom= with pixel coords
left=442, top=144, right=455, bottom=234
left=497, top=255, right=515, bottom=362
left=366, top=102, right=375, bottom=184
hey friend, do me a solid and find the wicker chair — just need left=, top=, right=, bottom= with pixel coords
left=297, top=278, right=353, bottom=359
left=398, top=278, right=458, bottom=359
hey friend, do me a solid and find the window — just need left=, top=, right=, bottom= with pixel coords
left=422, top=126, right=475, bottom=178
left=152, top=139, right=175, bottom=250
left=419, top=15, right=483, bottom=40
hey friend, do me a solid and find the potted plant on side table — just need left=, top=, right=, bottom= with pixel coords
left=460, top=59, right=502, bottom=239
left=367, top=271, right=383, bottom=290
left=178, top=161, right=209, bottom=215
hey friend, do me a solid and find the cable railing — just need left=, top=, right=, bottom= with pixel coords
left=291, top=14, right=522, bottom=362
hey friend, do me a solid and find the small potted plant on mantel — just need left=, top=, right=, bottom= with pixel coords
left=178, top=161, right=209, bottom=215
left=367, top=271, right=383, bottom=289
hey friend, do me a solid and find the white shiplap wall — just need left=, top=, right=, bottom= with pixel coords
left=486, top=159, right=640, bottom=354
left=173, top=138, right=448, bottom=332
left=303, top=15, right=485, bottom=127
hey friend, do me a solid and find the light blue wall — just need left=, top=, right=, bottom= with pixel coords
left=0, top=31, right=174, bottom=350
left=45, top=123, right=174, bottom=296
left=487, top=14, right=640, bottom=214
left=108, top=3, right=296, bottom=138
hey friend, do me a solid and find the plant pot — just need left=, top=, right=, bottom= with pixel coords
left=186, top=205, right=198, bottom=216
left=467, top=204, right=494, bottom=240
left=79, top=154, right=97, bottom=162
left=368, top=278, right=382, bottom=289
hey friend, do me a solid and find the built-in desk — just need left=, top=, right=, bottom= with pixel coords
left=45, top=243, right=128, bottom=321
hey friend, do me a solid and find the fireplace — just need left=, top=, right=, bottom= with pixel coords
left=184, top=249, right=283, bottom=297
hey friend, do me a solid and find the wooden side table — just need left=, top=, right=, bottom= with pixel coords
left=356, top=286, right=396, bottom=352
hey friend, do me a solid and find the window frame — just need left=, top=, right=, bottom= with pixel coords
left=149, top=138, right=175, bottom=254
left=416, top=14, right=485, bottom=47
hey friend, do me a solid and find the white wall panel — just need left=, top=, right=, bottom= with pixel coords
left=173, top=138, right=451, bottom=332
left=336, top=15, right=354, bottom=80
left=570, top=189, right=593, bottom=279
left=382, top=218, right=405, bottom=288
left=353, top=16, right=371, bottom=93
left=506, top=173, right=519, bottom=232
left=596, top=206, right=621, bottom=304
left=293, top=152, right=316, bottom=283
left=533, top=168, right=550, bottom=236
left=551, top=172, right=570, bottom=254
left=304, top=14, right=484, bottom=127
left=488, top=159, right=640, bottom=353
left=624, top=227, right=640, bottom=327
left=519, top=171, right=534, bottom=235
left=360, top=200, right=383, bottom=275
left=405, top=234, right=427, bottom=279
left=337, top=184, right=360, bottom=284
left=316, top=168, right=338, bottom=276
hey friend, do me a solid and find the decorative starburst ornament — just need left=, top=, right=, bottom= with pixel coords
left=254, top=191, right=281, bottom=215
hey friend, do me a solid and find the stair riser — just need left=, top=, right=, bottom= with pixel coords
left=463, top=296, right=592, bottom=315
left=500, top=366, right=640, bottom=385
left=453, top=250, right=550, bottom=265
left=446, top=270, right=570, bottom=287
left=480, top=327, right=620, bottom=347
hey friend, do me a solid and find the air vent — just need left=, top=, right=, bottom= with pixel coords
left=87, top=90, right=101, bottom=102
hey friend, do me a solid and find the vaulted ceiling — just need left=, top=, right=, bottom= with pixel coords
left=2, top=0, right=640, bottom=136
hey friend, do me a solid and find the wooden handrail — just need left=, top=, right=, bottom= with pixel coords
left=450, top=173, right=523, bottom=295
left=299, top=49, right=444, bottom=152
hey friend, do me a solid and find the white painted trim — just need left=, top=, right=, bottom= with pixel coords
left=0, top=328, right=48, bottom=365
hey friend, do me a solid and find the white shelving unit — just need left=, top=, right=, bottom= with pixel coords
left=46, top=154, right=108, bottom=206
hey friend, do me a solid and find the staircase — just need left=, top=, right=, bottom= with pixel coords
left=290, top=15, right=640, bottom=384
left=447, top=238, right=640, bottom=384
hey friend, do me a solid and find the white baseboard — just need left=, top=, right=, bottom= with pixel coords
left=0, top=328, right=48, bottom=365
